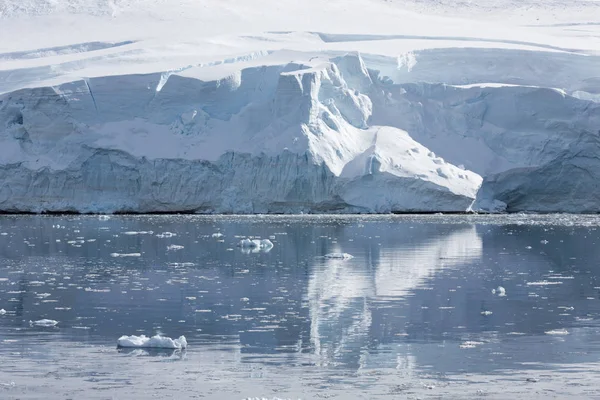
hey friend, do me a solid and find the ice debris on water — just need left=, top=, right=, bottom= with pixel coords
left=323, top=253, right=354, bottom=260
left=167, top=245, right=184, bottom=251
left=492, top=286, right=506, bottom=296
left=156, top=232, right=177, bottom=238
left=123, top=231, right=153, bottom=235
left=460, top=341, right=484, bottom=349
left=117, top=334, right=187, bottom=349
left=238, top=239, right=274, bottom=250
left=481, top=311, right=493, bottom=316
left=110, top=253, right=142, bottom=258
left=526, top=280, right=562, bottom=286
left=30, top=319, right=58, bottom=327
left=212, top=233, right=224, bottom=238
left=545, top=329, right=569, bottom=335
left=0, top=309, right=6, bottom=315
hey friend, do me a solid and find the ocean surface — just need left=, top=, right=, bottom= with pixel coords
left=1, top=214, right=600, bottom=399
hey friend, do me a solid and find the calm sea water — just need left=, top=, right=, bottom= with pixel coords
left=1, top=214, right=600, bottom=399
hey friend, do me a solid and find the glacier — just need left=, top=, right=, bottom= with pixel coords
left=0, top=0, right=599, bottom=213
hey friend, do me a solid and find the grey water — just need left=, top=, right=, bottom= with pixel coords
left=1, top=214, right=600, bottom=399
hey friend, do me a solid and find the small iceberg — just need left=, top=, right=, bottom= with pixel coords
left=237, top=239, right=274, bottom=253
left=0, top=309, right=6, bottom=315
left=30, top=319, right=58, bottom=327
left=167, top=245, right=184, bottom=251
left=492, top=286, right=506, bottom=296
left=323, top=253, right=354, bottom=260
left=117, top=334, right=188, bottom=349
left=238, top=239, right=274, bottom=249
left=212, top=233, right=224, bottom=238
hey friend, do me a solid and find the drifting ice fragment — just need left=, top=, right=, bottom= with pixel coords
left=167, top=245, right=184, bottom=251
left=156, top=232, right=177, bottom=238
left=324, top=253, right=354, bottom=260
left=212, top=233, right=224, bottom=238
left=117, top=334, right=187, bottom=349
left=238, top=239, right=274, bottom=250
left=545, top=329, right=569, bottom=335
left=110, top=253, right=142, bottom=258
left=30, top=319, right=58, bottom=327
left=0, top=309, right=6, bottom=315
left=492, top=286, right=506, bottom=296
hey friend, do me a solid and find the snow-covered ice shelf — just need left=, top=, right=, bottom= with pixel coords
left=0, top=0, right=599, bottom=213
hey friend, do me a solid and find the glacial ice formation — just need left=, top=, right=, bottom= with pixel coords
left=0, top=55, right=484, bottom=213
left=117, top=334, right=188, bottom=349
left=1, top=0, right=599, bottom=213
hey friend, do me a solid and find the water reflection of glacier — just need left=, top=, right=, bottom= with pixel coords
left=308, top=226, right=483, bottom=367
left=375, top=226, right=482, bottom=297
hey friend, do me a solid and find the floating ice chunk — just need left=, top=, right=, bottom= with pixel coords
left=117, top=334, right=187, bottom=349
left=540, top=240, right=549, bottom=245
left=98, top=215, right=111, bottom=221
left=110, top=253, right=142, bottom=258
left=211, top=233, right=224, bottom=238
left=0, top=309, right=6, bottom=315
left=526, top=281, right=562, bottom=286
left=545, top=329, right=569, bottom=335
left=123, top=231, right=153, bottom=236
left=323, top=253, right=354, bottom=260
left=167, top=245, right=184, bottom=251
left=238, top=239, right=274, bottom=250
left=481, top=311, right=493, bottom=316
left=156, top=232, right=177, bottom=238
left=492, top=286, right=506, bottom=296
left=30, top=319, right=58, bottom=327
left=460, top=341, right=484, bottom=349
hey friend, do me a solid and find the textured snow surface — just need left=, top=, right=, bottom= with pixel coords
left=117, top=334, right=188, bottom=349
left=0, top=0, right=599, bottom=213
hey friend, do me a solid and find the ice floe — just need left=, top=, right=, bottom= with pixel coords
left=117, top=334, right=187, bottom=349
left=526, top=281, right=562, bottom=286
left=110, top=253, right=142, bottom=258
left=545, top=329, right=569, bottom=335
left=492, top=286, right=506, bottom=296
left=30, top=319, right=58, bottom=327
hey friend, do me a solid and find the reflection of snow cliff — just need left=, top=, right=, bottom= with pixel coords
left=375, top=226, right=482, bottom=297
left=307, top=226, right=482, bottom=366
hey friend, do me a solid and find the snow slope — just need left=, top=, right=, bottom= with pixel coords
left=0, top=0, right=599, bottom=213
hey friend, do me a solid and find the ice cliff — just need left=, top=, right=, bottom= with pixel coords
left=0, top=55, right=483, bottom=213
left=1, top=0, right=599, bottom=213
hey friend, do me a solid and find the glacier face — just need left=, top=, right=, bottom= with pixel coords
left=1, top=0, right=600, bottom=213
left=1, top=48, right=600, bottom=213
left=0, top=55, right=481, bottom=213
